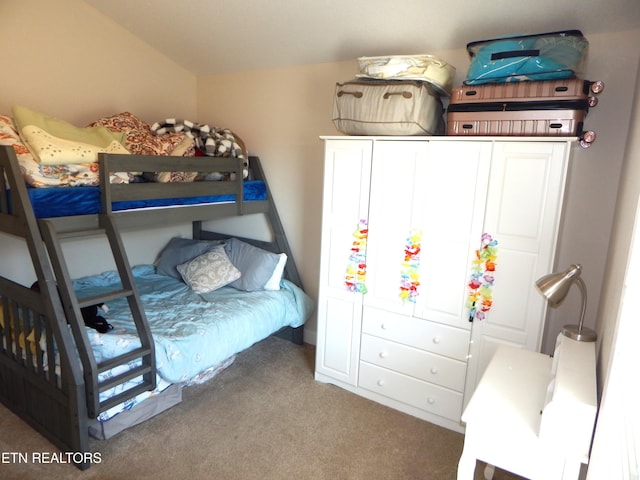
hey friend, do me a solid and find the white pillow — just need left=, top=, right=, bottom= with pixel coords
left=176, top=247, right=241, bottom=294
left=263, top=253, right=287, bottom=291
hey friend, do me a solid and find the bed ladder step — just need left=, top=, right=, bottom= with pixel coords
left=55, top=227, right=106, bottom=239
left=98, top=364, right=154, bottom=392
left=37, top=214, right=157, bottom=418
left=97, top=347, right=153, bottom=374
left=77, top=289, right=134, bottom=308
left=98, top=381, right=157, bottom=413
left=98, top=363, right=154, bottom=396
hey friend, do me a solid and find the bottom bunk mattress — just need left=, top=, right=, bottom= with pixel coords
left=71, top=264, right=312, bottom=437
left=73, top=264, right=313, bottom=384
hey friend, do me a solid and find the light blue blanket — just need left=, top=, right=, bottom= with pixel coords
left=73, top=265, right=313, bottom=384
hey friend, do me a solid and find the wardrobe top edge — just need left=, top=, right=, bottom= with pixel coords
left=320, top=136, right=578, bottom=143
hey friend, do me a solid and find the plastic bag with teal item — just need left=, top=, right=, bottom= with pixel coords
left=464, top=30, right=588, bottom=85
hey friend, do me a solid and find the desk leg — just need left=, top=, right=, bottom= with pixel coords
left=535, top=454, right=570, bottom=480
left=483, top=463, right=496, bottom=479
left=560, top=459, right=582, bottom=480
left=457, top=450, right=476, bottom=480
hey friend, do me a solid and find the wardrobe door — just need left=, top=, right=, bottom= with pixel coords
left=411, top=141, right=491, bottom=329
left=364, top=140, right=491, bottom=330
left=315, top=139, right=372, bottom=385
left=363, top=140, right=429, bottom=317
left=464, top=141, right=571, bottom=403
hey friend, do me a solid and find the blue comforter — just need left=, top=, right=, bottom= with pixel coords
left=73, top=264, right=313, bottom=384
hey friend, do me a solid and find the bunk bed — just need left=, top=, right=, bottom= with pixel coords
left=0, top=145, right=312, bottom=470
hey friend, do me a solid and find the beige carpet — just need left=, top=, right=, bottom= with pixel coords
left=0, top=336, right=524, bottom=480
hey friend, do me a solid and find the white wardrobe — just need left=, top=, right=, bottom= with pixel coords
left=315, top=136, right=573, bottom=432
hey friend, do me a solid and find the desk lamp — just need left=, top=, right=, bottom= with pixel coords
left=535, top=264, right=597, bottom=342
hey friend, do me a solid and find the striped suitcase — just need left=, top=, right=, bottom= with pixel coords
left=333, top=79, right=445, bottom=136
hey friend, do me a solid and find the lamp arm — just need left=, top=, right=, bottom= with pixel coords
left=575, top=276, right=587, bottom=333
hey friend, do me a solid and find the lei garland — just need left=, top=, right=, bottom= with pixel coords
left=345, top=219, right=369, bottom=293
left=467, top=233, right=498, bottom=321
left=400, top=228, right=422, bottom=303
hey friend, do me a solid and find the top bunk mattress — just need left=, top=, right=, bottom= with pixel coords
left=25, top=180, right=267, bottom=218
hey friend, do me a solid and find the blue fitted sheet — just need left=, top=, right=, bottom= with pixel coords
left=73, top=264, right=313, bottom=384
left=26, top=180, right=267, bottom=218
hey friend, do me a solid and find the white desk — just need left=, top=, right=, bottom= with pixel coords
left=457, top=336, right=597, bottom=480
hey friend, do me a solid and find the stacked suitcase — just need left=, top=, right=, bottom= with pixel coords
left=446, top=30, right=603, bottom=147
left=332, top=54, right=455, bottom=136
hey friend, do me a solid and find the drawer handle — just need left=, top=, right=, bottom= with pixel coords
left=430, top=367, right=438, bottom=375
left=432, top=337, right=441, bottom=344
left=377, top=379, right=385, bottom=387
left=427, top=397, right=435, bottom=405
left=379, top=351, right=388, bottom=359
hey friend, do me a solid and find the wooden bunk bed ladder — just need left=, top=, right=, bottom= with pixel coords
left=38, top=214, right=157, bottom=418
left=0, top=146, right=91, bottom=468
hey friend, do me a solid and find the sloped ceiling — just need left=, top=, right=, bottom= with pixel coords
left=84, top=0, right=640, bottom=75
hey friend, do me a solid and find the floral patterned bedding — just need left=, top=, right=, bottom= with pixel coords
left=89, top=111, right=198, bottom=183
left=1, top=109, right=247, bottom=187
left=0, top=115, right=119, bottom=187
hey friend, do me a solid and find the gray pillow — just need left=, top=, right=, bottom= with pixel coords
left=224, top=238, right=280, bottom=291
left=155, top=237, right=223, bottom=279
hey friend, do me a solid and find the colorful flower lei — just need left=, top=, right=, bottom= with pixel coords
left=345, top=219, right=368, bottom=293
left=400, top=228, right=422, bottom=303
left=467, top=233, right=498, bottom=321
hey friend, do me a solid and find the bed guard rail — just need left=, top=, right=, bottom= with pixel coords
left=98, top=153, right=246, bottom=217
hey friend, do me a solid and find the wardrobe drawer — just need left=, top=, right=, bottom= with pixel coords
left=362, top=307, right=470, bottom=361
left=360, top=334, right=467, bottom=392
left=359, top=362, right=463, bottom=421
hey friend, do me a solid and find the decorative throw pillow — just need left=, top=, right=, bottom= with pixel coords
left=155, top=237, right=223, bottom=279
left=176, top=247, right=241, bottom=294
left=224, top=237, right=281, bottom=291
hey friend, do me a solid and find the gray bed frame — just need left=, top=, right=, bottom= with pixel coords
left=0, top=146, right=305, bottom=469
